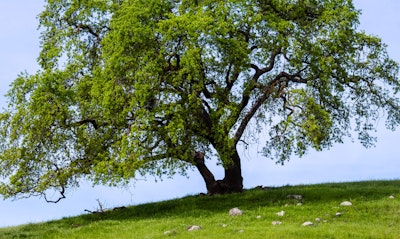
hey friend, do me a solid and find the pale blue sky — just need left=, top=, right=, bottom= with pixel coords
left=0, top=1, right=399, bottom=228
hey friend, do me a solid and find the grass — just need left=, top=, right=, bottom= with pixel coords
left=1, top=180, right=399, bottom=238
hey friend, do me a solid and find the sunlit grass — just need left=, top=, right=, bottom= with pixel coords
left=1, top=180, right=399, bottom=238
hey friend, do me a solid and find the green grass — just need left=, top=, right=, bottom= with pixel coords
left=1, top=180, right=399, bottom=238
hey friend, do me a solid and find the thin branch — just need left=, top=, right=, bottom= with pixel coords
left=69, top=119, right=99, bottom=129
left=73, top=23, right=102, bottom=42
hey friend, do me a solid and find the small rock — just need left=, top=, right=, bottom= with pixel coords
left=302, top=221, right=314, bottom=227
left=315, top=218, right=321, bottom=222
left=164, top=230, right=177, bottom=235
left=221, top=224, right=227, bottom=227
left=335, top=212, right=342, bottom=217
left=340, top=201, right=352, bottom=206
left=276, top=210, right=285, bottom=216
left=297, top=202, right=303, bottom=206
left=229, top=207, right=243, bottom=216
left=256, top=215, right=262, bottom=219
left=272, top=221, right=282, bottom=225
left=238, top=229, right=244, bottom=233
left=287, top=194, right=303, bottom=200
left=389, top=195, right=395, bottom=199
left=187, top=225, right=201, bottom=231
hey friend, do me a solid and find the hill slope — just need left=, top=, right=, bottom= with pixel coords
left=1, top=180, right=399, bottom=238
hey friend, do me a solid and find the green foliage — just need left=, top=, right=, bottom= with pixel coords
left=0, top=0, right=399, bottom=199
left=0, top=180, right=399, bottom=238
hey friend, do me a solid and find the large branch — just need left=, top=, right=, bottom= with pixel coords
left=233, top=72, right=308, bottom=144
left=237, top=49, right=282, bottom=118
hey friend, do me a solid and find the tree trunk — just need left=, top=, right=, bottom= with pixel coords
left=194, top=150, right=243, bottom=195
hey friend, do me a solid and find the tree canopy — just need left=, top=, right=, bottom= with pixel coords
left=1, top=0, right=399, bottom=202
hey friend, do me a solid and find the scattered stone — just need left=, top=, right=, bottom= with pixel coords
left=256, top=215, right=262, bottom=219
left=164, top=230, right=177, bottom=236
left=335, top=212, right=342, bottom=217
left=297, top=202, right=303, bottom=206
left=389, top=195, right=395, bottom=199
left=302, top=221, right=314, bottom=227
left=229, top=207, right=243, bottom=216
left=287, top=194, right=303, bottom=200
left=276, top=210, right=285, bottom=216
left=315, top=218, right=321, bottom=222
left=340, top=201, right=352, bottom=206
left=272, top=221, right=282, bottom=225
left=187, top=225, right=201, bottom=231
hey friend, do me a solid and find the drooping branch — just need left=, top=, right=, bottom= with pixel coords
left=43, top=185, right=66, bottom=203
left=43, top=164, right=67, bottom=203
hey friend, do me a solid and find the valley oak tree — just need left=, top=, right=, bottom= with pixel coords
left=1, top=0, right=399, bottom=202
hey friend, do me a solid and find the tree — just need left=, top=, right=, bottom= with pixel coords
left=1, top=0, right=399, bottom=202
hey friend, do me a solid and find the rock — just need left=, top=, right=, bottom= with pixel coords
left=302, top=221, right=314, bottom=227
left=297, top=202, right=303, bottom=206
left=287, top=194, right=303, bottom=200
left=272, top=221, right=282, bottom=225
left=335, top=212, right=342, bottom=217
left=389, top=195, right=395, bottom=199
left=315, top=218, right=321, bottom=222
left=164, top=230, right=177, bottom=235
left=221, top=224, right=227, bottom=228
left=276, top=210, right=285, bottom=216
left=187, top=225, right=201, bottom=231
left=238, top=229, right=244, bottom=233
left=229, top=207, right=243, bottom=216
left=256, top=215, right=262, bottom=219
left=340, top=201, right=352, bottom=206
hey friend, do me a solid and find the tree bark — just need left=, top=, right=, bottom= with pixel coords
left=194, top=150, right=243, bottom=195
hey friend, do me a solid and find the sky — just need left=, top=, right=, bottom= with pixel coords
left=0, top=1, right=399, bottom=228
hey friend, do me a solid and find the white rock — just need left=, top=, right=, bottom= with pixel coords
left=272, top=221, right=282, bottom=225
left=256, top=215, right=262, bottom=219
left=276, top=210, right=285, bottom=216
left=335, top=212, right=342, bottom=216
left=302, top=221, right=314, bottom=227
left=238, top=229, right=244, bottom=233
left=389, top=195, right=395, bottom=199
left=229, top=207, right=243, bottom=216
left=297, top=202, right=303, bottom=206
left=187, top=225, right=201, bottom=231
left=221, top=224, right=227, bottom=227
left=340, top=201, right=352, bottom=206
left=315, top=218, right=321, bottom=222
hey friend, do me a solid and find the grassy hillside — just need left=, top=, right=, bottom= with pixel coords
left=1, top=180, right=399, bottom=238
